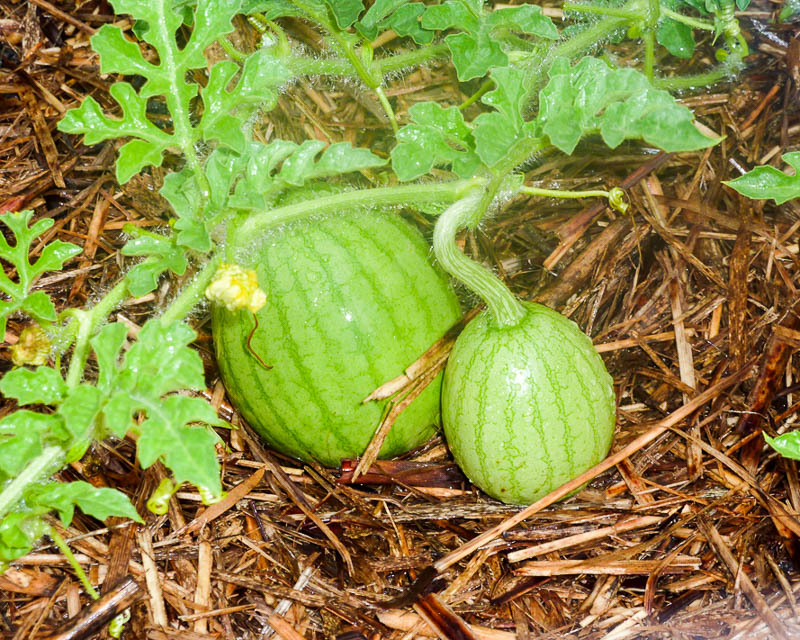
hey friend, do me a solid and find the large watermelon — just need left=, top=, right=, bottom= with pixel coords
left=213, top=209, right=461, bottom=467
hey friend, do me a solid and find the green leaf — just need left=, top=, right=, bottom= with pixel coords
left=58, top=386, right=103, bottom=444
left=84, top=318, right=224, bottom=497
left=279, top=141, right=386, bottom=185
left=392, top=102, right=481, bottom=181
left=765, top=431, right=800, bottom=460
left=135, top=395, right=223, bottom=492
left=25, top=481, right=143, bottom=526
left=486, top=5, right=559, bottom=40
left=91, top=323, right=128, bottom=394
left=356, top=0, right=434, bottom=43
left=724, top=153, right=800, bottom=204
left=0, top=366, right=67, bottom=406
left=229, top=139, right=384, bottom=210
left=324, top=0, right=363, bottom=28
left=58, top=0, right=252, bottom=183
left=121, top=233, right=190, bottom=296
left=471, top=67, right=540, bottom=167
left=0, top=513, right=38, bottom=562
left=383, top=3, right=433, bottom=43
left=199, top=49, right=290, bottom=153
left=0, top=211, right=81, bottom=336
left=657, top=18, right=695, bottom=58
left=538, top=57, right=719, bottom=155
left=58, top=85, right=174, bottom=183
left=0, top=411, right=64, bottom=477
left=422, top=1, right=557, bottom=80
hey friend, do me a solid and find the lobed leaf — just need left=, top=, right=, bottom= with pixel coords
left=325, top=0, right=364, bottom=28
left=230, top=139, right=385, bottom=210
left=421, top=0, right=557, bottom=80
left=392, top=102, right=481, bottom=181
left=25, top=481, right=143, bottom=526
left=537, top=57, right=719, bottom=155
left=0, top=211, right=81, bottom=336
left=121, top=233, right=190, bottom=296
left=724, top=153, right=800, bottom=204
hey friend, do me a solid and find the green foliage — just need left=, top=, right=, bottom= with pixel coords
left=0, top=211, right=81, bottom=337
left=227, top=140, right=385, bottom=211
left=537, top=57, right=719, bottom=154
left=724, top=152, right=800, bottom=204
left=422, top=1, right=558, bottom=80
left=392, top=103, right=481, bottom=182
left=57, top=0, right=289, bottom=183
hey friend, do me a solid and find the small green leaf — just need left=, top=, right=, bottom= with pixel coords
left=0, top=366, right=66, bottom=406
left=392, top=102, right=480, bottom=181
left=25, top=481, right=143, bottom=526
left=657, top=18, right=695, bottom=58
left=0, top=411, right=63, bottom=476
left=0, top=211, right=81, bottom=336
left=765, top=431, right=800, bottom=460
left=58, top=386, right=103, bottom=443
left=199, top=50, right=290, bottom=152
left=422, top=0, right=556, bottom=80
left=91, top=323, right=128, bottom=393
left=486, top=5, right=559, bottom=40
left=324, top=0, right=364, bottom=28
left=121, top=233, right=190, bottom=296
left=0, top=513, right=38, bottom=562
left=724, top=153, right=800, bottom=204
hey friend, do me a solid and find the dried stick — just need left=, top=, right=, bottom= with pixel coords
left=38, top=577, right=142, bottom=640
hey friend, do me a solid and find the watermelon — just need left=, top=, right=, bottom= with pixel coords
left=441, top=302, right=615, bottom=504
left=212, top=209, right=461, bottom=467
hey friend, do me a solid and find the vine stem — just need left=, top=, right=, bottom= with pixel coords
left=0, top=446, right=65, bottom=522
left=160, top=258, right=220, bottom=327
left=433, top=193, right=526, bottom=328
left=47, top=525, right=99, bottom=600
left=234, top=179, right=484, bottom=244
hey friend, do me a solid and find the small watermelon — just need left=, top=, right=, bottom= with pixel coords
left=442, top=302, right=616, bottom=504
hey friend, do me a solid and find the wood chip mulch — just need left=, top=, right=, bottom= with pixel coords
left=2, top=1, right=800, bottom=638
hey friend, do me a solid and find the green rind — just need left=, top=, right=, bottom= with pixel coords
left=442, top=302, right=615, bottom=504
left=213, top=209, right=462, bottom=467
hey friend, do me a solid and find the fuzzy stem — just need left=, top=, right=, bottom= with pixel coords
left=0, top=446, right=65, bottom=522
left=434, top=194, right=526, bottom=328
left=653, top=63, right=737, bottom=90
left=65, top=311, right=93, bottom=389
left=284, top=44, right=449, bottom=78
left=660, top=7, right=715, bottom=30
left=375, top=86, right=399, bottom=134
left=234, top=179, right=483, bottom=244
left=159, top=258, right=220, bottom=327
left=47, top=525, right=100, bottom=600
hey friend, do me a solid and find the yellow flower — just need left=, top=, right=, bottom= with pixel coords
left=10, top=325, right=51, bottom=366
left=205, top=263, right=267, bottom=313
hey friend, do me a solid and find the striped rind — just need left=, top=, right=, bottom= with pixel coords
left=213, top=210, right=462, bottom=467
left=442, top=302, right=616, bottom=504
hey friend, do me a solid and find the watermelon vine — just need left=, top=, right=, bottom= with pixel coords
left=0, top=0, right=751, bottom=622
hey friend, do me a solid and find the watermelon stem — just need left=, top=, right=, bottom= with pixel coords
left=433, top=194, right=526, bottom=328
left=234, top=179, right=483, bottom=244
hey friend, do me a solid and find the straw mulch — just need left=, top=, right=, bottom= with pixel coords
left=2, top=1, right=800, bottom=638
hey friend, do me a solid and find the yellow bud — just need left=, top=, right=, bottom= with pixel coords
left=205, top=263, right=267, bottom=313
left=10, top=326, right=51, bottom=366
